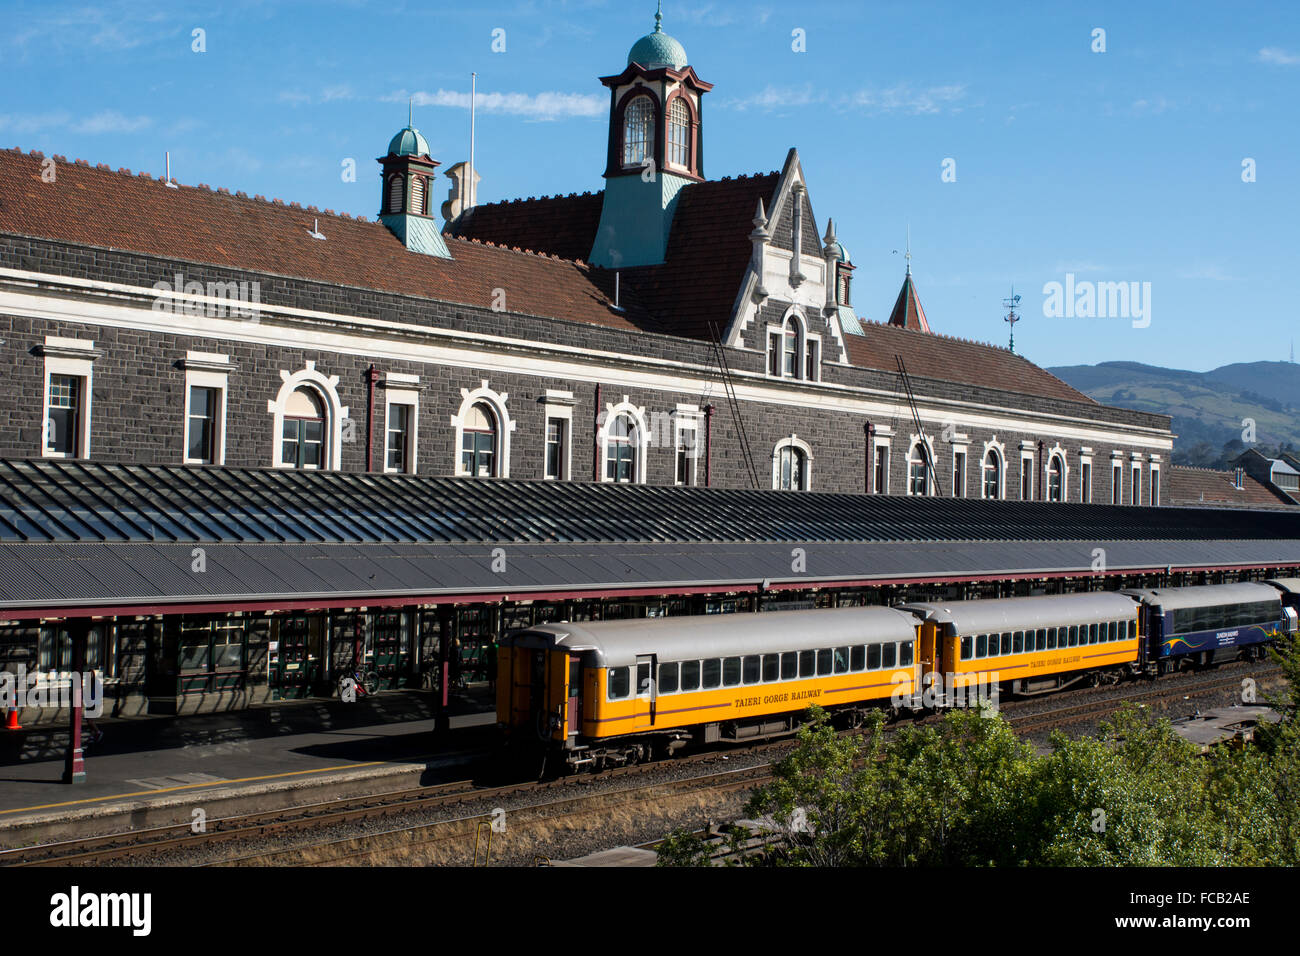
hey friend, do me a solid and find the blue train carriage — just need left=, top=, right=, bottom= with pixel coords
left=1121, top=582, right=1296, bottom=673
left=900, top=592, right=1143, bottom=699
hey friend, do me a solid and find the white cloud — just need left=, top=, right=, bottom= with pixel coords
left=1258, top=47, right=1300, bottom=66
left=1131, top=95, right=1172, bottom=115
left=1178, top=264, right=1238, bottom=282
left=72, top=110, right=153, bottom=134
left=723, top=85, right=827, bottom=112
left=845, top=83, right=968, bottom=115
left=395, top=89, right=604, bottom=121
left=0, top=110, right=72, bottom=134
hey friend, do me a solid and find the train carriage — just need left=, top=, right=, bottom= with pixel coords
left=497, top=606, right=921, bottom=772
left=1123, top=582, right=1292, bottom=671
left=900, top=592, right=1143, bottom=697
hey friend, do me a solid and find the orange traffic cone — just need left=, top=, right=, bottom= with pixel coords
left=4, top=708, right=20, bottom=731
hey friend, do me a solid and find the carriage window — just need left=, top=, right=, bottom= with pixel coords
left=1047, top=628, right=1057, bottom=650
left=1127, top=620, right=1136, bottom=639
left=975, top=634, right=988, bottom=659
left=742, top=655, right=762, bottom=684
left=702, top=658, right=722, bottom=689
left=799, top=650, right=816, bottom=677
left=1108, top=622, right=1118, bottom=642
left=763, top=654, right=780, bottom=682
left=999, top=632, right=1012, bottom=655
left=1011, top=632, right=1023, bottom=654
left=1088, top=623, right=1099, bottom=644
left=961, top=635, right=972, bottom=660
left=817, top=648, right=833, bottom=675
left=868, top=643, right=882, bottom=669
left=724, top=657, right=743, bottom=687
left=851, top=645, right=866, bottom=671
left=680, top=660, right=700, bottom=692
left=900, top=641, right=914, bottom=666
left=834, top=647, right=850, bottom=674
left=882, top=643, right=897, bottom=668
left=1066, top=625, right=1077, bottom=647
left=658, top=662, right=679, bottom=694
left=781, top=652, right=798, bottom=680
left=1032, top=629, right=1044, bottom=651
left=608, top=667, right=630, bottom=700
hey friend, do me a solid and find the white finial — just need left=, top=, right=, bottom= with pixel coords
left=824, top=218, right=836, bottom=244
left=655, top=0, right=663, bottom=32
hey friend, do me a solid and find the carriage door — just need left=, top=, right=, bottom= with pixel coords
left=635, top=653, right=657, bottom=729
left=566, top=655, right=583, bottom=739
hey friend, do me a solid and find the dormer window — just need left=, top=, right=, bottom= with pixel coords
left=622, top=94, right=655, bottom=167
left=782, top=316, right=801, bottom=377
left=387, top=175, right=404, bottom=214
left=411, top=175, right=426, bottom=215
left=836, top=263, right=853, bottom=307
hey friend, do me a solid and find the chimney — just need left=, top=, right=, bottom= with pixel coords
left=441, top=162, right=482, bottom=224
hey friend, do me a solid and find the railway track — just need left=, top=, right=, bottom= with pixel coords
left=2, top=660, right=1281, bottom=867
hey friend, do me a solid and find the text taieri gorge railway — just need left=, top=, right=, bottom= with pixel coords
left=499, top=580, right=1300, bottom=772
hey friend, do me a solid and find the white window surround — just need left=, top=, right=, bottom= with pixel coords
left=872, top=435, right=892, bottom=494
left=383, top=372, right=420, bottom=475
left=1149, top=462, right=1161, bottom=506
left=981, top=437, right=1007, bottom=500
left=674, top=403, right=704, bottom=486
left=951, top=444, right=968, bottom=497
left=38, top=336, right=100, bottom=460
left=764, top=307, right=822, bottom=381
left=451, top=380, right=515, bottom=478
left=266, top=361, right=349, bottom=470
left=772, top=434, right=814, bottom=491
left=599, top=396, right=649, bottom=484
left=1079, top=450, right=1093, bottom=503
left=181, top=351, right=232, bottom=466
left=906, top=433, right=936, bottom=496
left=1020, top=451, right=1036, bottom=501
left=541, top=389, right=576, bottom=481
left=1046, top=441, right=1069, bottom=501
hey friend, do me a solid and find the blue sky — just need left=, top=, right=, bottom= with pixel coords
left=2, top=0, right=1296, bottom=372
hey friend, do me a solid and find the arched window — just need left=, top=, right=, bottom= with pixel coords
left=281, top=387, right=326, bottom=469
left=983, top=448, right=1002, bottom=499
left=411, top=174, right=426, bottom=215
left=1047, top=453, right=1065, bottom=502
left=622, top=95, right=655, bottom=168
left=908, top=442, right=932, bottom=495
left=460, top=402, right=498, bottom=477
left=387, top=174, right=404, bottom=214
left=605, top=413, right=639, bottom=482
left=667, top=97, right=690, bottom=168
left=777, top=445, right=807, bottom=491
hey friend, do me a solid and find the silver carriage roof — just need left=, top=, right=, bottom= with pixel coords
left=1265, top=578, right=1300, bottom=596
left=505, top=606, right=920, bottom=669
left=1121, top=582, right=1284, bottom=610
left=899, top=591, right=1139, bottom=634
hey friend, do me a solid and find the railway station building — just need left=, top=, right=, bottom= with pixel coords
left=1, top=14, right=1294, bottom=733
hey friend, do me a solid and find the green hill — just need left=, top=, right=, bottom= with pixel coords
left=1047, top=360, right=1300, bottom=467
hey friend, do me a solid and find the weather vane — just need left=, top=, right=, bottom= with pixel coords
left=1003, top=286, right=1021, bottom=352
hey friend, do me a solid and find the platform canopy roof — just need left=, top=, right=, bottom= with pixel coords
left=0, top=458, right=1297, bottom=617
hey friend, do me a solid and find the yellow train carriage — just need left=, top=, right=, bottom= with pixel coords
left=497, top=606, right=922, bottom=772
left=901, top=592, right=1141, bottom=697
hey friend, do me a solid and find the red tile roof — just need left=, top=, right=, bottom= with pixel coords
left=1165, top=465, right=1299, bottom=509
left=0, top=148, right=654, bottom=334
left=445, top=190, right=605, bottom=263
left=446, top=172, right=780, bottom=341
left=887, top=271, right=931, bottom=332
left=843, top=320, right=1095, bottom=404
left=620, top=173, right=781, bottom=340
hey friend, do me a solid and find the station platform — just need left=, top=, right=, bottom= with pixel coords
left=0, top=688, right=498, bottom=844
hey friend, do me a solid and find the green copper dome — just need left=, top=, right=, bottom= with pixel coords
left=627, top=8, right=688, bottom=70
left=831, top=240, right=851, bottom=263
left=387, top=125, right=430, bottom=158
